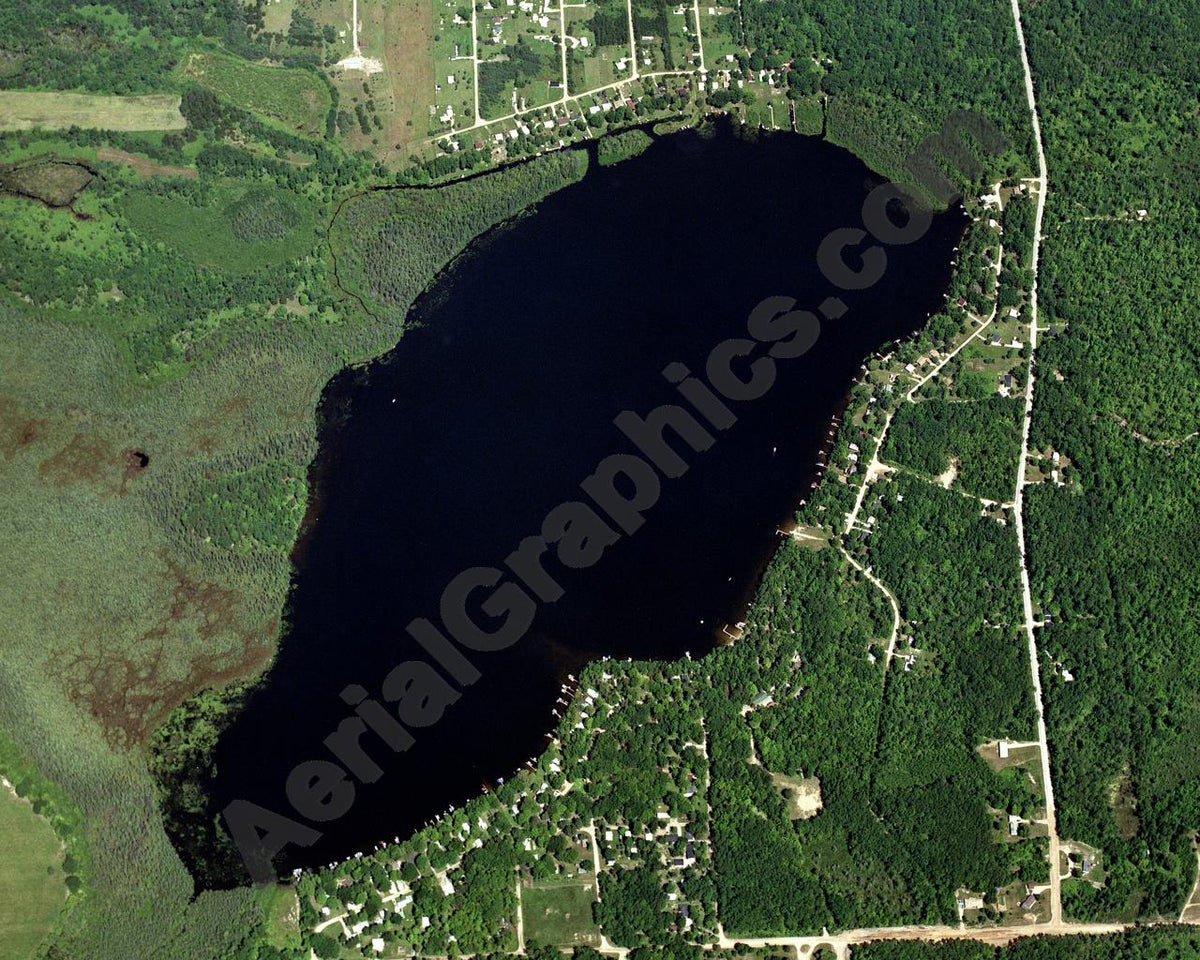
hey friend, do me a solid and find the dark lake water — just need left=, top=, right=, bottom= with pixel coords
left=200, top=121, right=963, bottom=882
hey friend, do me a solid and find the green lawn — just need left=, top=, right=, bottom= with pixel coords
left=522, top=882, right=601, bottom=948
left=0, top=787, right=66, bottom=960
left=257, top=884, right=301, bottom=950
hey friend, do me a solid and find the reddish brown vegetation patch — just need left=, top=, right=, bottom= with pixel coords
left=0, top=397, right=46, bottom=459
left=37, top=433, right=149, bottom=493
left=61, top=558, right=276, bottom=747
left=38, top=432, right=122, bottom=488
left=96, top=147, right=197, bottom=179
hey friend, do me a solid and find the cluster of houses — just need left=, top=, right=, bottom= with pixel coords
left=446, top=91, right=640, bottom=151
left=591, top=804, right=708, bottom=934
left=595, top=816, right=700, bottom=871
left=480, top=0, right=556, bottom=44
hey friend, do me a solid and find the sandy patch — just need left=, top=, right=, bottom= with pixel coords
left=937, top=456, right=959, bottom=488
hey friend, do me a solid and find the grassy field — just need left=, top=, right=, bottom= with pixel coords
left=564, top=1, right=634, bottom=94
left=431, top=0, right=477, bottom=135
left=476, top=3, right=562, bottom=118
left=0, top=93, right=185, bottom=133
left=261, top=0, right=297, bottom=34
left=381, top=0, right=437, bottom=152
left=326, top=0, right=436, bottom=160
left=522, top=882, right=601, bottom=948
left=176, top=50, right=331, bottom=137
left=697, top=2, right=740, bottom=62
left=0, top=786, right=66, bottom=960
left=258, top=884, right=301, bottom=950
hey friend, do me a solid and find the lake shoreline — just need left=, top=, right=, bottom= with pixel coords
left=180, top=120, right=964, bottom=884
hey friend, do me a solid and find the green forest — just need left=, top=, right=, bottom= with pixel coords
left=732, top=0, right=1035, bottom=194
left=1021, top=0, right=1200, bottom=923
left=882, top=397, right=1024, bottom=502
left=705, top=536, right=1041, bottom=937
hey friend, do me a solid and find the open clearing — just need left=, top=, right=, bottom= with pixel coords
left=769, top=771, right=824, bottom=820
left=979, top=740, right=1043, bottom=774
left=258, top=884, right=301, bottom=950
left=95, top=148, right=196, bottom=178
left=0, top=92, right=185, bottom=132
left=381, top=0, right=436, bottom=156
left=327, top=0, right=434, bottom=160
left=262, top=0, right=297, bottom=33
left=0, top=782, right=66, bottom=960
left=522, top=882, right=601, bottom=948
left=978, top=740, right=1047, bottom=804
left=177, top=50, right=331, bottom=136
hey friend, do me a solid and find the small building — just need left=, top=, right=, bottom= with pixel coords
left=1008, top=814, right=1021, bottom=837
left=752, top=691, right=773, bottom=708
left=998, top=740, right=1010, bottom=759
left=1020, top=893, right=1037, bottom=911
